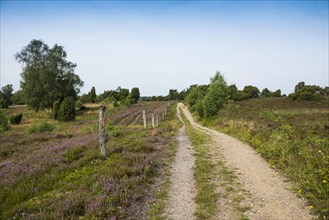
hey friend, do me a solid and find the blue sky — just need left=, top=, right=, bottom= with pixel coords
left=1, top=0, right=328, bottom=96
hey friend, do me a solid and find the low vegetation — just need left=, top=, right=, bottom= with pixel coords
left=0, top=101, right=179, bottom=219
left=9, top=113, right=23, bottom=125
left=200, top=97, right=328, bottom=218
left=28, top=121, right=55, bottom=133
left=184, top=120, right=218, bottom=219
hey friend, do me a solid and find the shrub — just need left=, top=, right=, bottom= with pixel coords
left=58, top=97, right=76, bottom=121
left=289, top=82, right=324, bottom=101
left=75, top=100, right=86, bottom=111
left=0, top=98, right=8, bottom=108
left=28, top=121, right=54, bottom=133
left=113, top=100, right=119, bottom=107
left=9, top=113, right=22, bottom=125
left=53, top=99, right=61, bottom=120
left=106, top=122, right=121, bottom=137
left=0, top=111, right=9, bottom=132
left=242, top=85, right=260, bottom=99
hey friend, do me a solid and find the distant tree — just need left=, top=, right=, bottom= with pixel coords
left=117, top=87, right=129, bottom=101
left=12, top=90, right=25, bottom=105
left=323, top=86, right=329, bottom=96
left=203, top=71, right=229, bottom=118
left=89, top=86, right=96, bottom=103
left=272, top=89, right=281, bottom=97
left=0, top=84, right=13, bottom=108
left=228, top=84, right=238, bottom=100
left=233, top=91, right=250, bottom=101
left=178, top=89, right=188, bottom=101
left=261, top=88, right=271, bottom=97
left=294, top=81, right=305, bottom=93
left=129, top=87, right=140, bottom=104
left=15, top=39, right=83, bottom=110
left=289, top=83, right=324, bottom=101
left=242, top=85, right=260, bottom=99
left=80, top=93, right=91, bottom=103
left=168, top=89, right=179, bottom=101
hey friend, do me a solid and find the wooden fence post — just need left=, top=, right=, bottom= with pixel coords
left=152, top=113, right=155, bottom=128
left=142, top=110, right=147, bottom=128
left=156, top=113, right=159, bottom=127
left=99, top=105, right=109, bottom=156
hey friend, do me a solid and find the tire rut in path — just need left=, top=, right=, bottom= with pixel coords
left=165, top=105, right=196, bottom=220
left=178, top=103, right=313, bottom=220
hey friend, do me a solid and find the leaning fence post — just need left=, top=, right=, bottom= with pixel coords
left=156, top=113, right=159, bottom=127
left=152, top=113, right=155, bottom=128
left=99, top=105, right=109, bottom=156
left=142, top=110, right=147, bottom=128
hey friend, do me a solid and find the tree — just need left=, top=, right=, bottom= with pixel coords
left=129, top=87, right=140, bottom=104
left=116, top=87, right=129, bottom=101
left=15, top=39, right=83, bottom=110
left=168, top=89, right=179, bottom=101
left=272, top=89, right=281, bottom=97
left=89, top=86, right=96, bottom=103
left=203, top=71, right=229, bottom=118
left=242, top=85, right=260, bottom=99
left=289, top=83, right=324, bottom=101
left=12, top=90, right=25, bottom=105
left=0, top=84, right=14, bottom=108
left=228, top=84, right=238, bottom=100
left=58, top=97, right=76, bottom=121
left=261, top=88, right=271, bottom=97
left=294, top=81, right=305, bottom=93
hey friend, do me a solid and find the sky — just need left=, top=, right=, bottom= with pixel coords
left=1, top=0, right=328, bottom=96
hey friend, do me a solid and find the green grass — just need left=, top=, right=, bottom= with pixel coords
left=0, top=102, right=180, bottom=219
left=202, top=97, right=329, bottom=219
left=182, top=111, right=218, bottom=220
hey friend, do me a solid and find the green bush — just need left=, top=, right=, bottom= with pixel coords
left=113, top=100, right=119, bottom=107
left=289, top=82, right=324, bottom=101
left=106, top=122, right=121, bottom=137
left=28, top=121, right=54, bottom=133
left=75, top=100, right=86, bottom=111
left=0, top=111, right=9, bottom=132
left=58, top=97, right=76, bottom=121
left=9, top=113, right=23, bottom=125
left=0, top=98, right=8, bottom=108
left=53, top=99, right=61, bottom=120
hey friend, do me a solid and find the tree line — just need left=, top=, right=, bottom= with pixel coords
left=1, top=39, right=328, bottom=120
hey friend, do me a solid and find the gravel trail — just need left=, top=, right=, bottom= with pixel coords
left=178, top=103, right=313, bottom=220
left=165, top=105, right=196, bottom=220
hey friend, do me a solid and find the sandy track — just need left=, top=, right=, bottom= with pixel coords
left=178, top=103, right=313, bottom=220
left=165, top=105, right=196, bottom=220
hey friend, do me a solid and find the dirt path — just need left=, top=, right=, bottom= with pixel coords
left=178, top=103, right=313, bottom=220
left=165, top=105, right=196, bottom=220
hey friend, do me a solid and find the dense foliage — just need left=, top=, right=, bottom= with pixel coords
left=89, top=87, right=97, bottom=103
left=0, top=84, right=13, bottom=108
left=58, top=97, right=76, bottom=121
left=289, top=81, right=326, bottom=101
left=129, top=87, right=140, bottom=104
left=203, top=72, right=229, bottom=118
left=0, top=111, right=9, bottom=132
left=15, top=39, right=83, bottom=110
